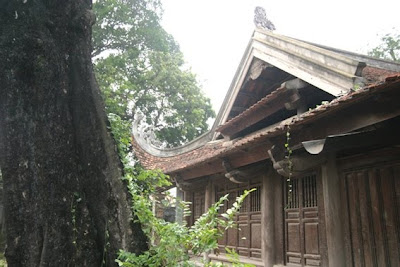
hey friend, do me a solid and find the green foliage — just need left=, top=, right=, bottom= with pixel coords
left=93, top=2, right=250, bottom=266
left=117, top=168, right=255, bottom=266
left=93, top=0, right=215, bottom=147
left=107, top=113, right=133, bottom=162
left=108, top=111, right=254, bottom=265
left=368, top=30, right=400, bottom=62
left=214, top=248, right=255, bottom=267
left=0, top=257, right=6, bottom=267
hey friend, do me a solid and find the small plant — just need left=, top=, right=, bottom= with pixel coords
left=116, top=169, right=255, bottom=266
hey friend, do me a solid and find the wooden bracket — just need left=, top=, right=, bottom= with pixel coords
left=174, top=175, right=195, bottom=191
left=268, top=145, right=326, bottom=177
left=222, top=158, right=244, bottom=183
left=282, top=78, right=308, bottom=115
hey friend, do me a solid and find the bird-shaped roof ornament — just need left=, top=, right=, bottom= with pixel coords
left=254, top=6, right=276, bottom=31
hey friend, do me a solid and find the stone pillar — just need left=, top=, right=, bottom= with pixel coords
left=321, top=154, right=346, bottom=267
left=261, top=168, right=276, bottom=266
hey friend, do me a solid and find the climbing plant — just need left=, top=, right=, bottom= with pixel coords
left=285, top=127, right=293, bottom=208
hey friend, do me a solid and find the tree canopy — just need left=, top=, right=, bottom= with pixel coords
left=92, top=0, right=215, bottom=148
left=368, top=30, right=400, bottom=62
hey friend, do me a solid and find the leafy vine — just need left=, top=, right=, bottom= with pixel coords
left=285, top=127, right=293, bottom=208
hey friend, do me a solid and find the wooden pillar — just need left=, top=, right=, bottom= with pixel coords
left=321, top=154, right=346, bottom=267
left=183, top=191, right=193, bottom=226
left=204, top=179, right=213, bottom=209
left=175, top=187, right=184, bottom=224
left=261, top=168, right=276, bottom=266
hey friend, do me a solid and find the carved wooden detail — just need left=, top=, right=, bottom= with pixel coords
left=223, top=159, right=268, bottom=184
left=268, top=145, right=325, bottom=177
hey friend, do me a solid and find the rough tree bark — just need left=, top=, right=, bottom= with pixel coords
left=0, top=1, right=147, bottom=266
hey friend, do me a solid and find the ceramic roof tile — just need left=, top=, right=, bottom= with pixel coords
left=133, top=75, right=400, bottom=174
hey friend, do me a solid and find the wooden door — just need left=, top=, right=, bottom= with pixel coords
left=193, top=191, right=205, bottom=221
left=285, top=174, right=321, bottom=266
left=342, top=163, right=400, bottom=266
left=216, top=182, right=262, bottom=259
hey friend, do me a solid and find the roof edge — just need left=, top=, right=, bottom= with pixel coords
left=132, top=117, right=214, bottom=157
left=302, top=41, right=400, bottom=72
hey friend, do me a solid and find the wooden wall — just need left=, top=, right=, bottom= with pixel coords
left=340, top=159, right=400, bottom=267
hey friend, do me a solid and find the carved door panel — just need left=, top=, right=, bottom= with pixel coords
left=285, top=174, right=321, bottom=266
left=343, top=163, right=400, bottom=267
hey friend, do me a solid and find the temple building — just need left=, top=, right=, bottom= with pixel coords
left=133, top=29, right=400, bottom=266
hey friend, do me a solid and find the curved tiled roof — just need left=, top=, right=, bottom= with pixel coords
left=133, top=75, right=400, bottom=175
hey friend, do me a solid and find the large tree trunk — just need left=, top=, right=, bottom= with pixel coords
left=0, top=1, right=147, bottom=266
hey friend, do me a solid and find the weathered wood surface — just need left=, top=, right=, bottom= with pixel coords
left=341, top=161, right=400, bottom=267
left=215, top=180, right=262, bottom=260
left=321, top=155, right=346, bottom=267
left=284, top=174, right=323, bottom=266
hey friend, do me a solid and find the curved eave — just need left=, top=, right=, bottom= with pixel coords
left=132, top=118, right=214, bottom=158
left=133, top=76, right=400, bottom=177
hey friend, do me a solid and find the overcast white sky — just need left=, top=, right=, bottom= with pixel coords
left=161, top=0, right=399, bottom=114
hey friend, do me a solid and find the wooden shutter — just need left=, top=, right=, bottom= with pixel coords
left=285, top=174, right=321, bottom=266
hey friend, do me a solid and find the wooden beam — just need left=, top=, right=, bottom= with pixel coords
left=172, top=142, right=271, bottom=180
left=225, top=163, right=268, bottom=183
left=176, top=160, right=224, bottom=181
left=249, top=58, right=272, bottom=80
left=171, top=81, right=400, bottom=181
left=175, top=175, right=209, bottom=191
left=218, top=88, right=294, bottom=137
left=237, top=90, right=259, bottom=100
left=252, top=30, right=366, bottom=96
left=290, top=86, right=400, bottom=146
left=230, top=106, right=247, bottom=113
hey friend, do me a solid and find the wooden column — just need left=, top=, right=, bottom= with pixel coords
left=175, top=187, right=184, bottom=224
left=203, top=179, right=214, bottom=264
left=204, top=179, right=213, bottom=209
left=261, top=168, right=277, bottom=266
left=183, top=191, right=193, bottom=226
left=321, top=154, right=346, bottom=267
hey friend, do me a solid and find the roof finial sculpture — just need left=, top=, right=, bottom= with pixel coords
left=254, top=6, right=276, bottom=31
